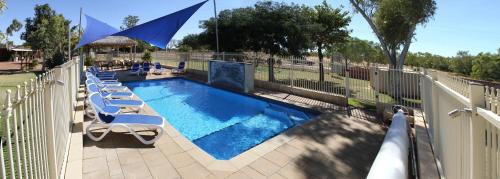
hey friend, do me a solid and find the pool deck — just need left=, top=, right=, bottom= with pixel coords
left=82, top=70, right=386, bottom=179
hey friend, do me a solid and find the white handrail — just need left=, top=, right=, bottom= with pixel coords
left=366, top=110, right=409, bottom=179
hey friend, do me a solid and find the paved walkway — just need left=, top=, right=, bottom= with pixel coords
left=82, top=71, right=386, bottom=179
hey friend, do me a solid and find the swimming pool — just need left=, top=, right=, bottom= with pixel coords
left=124, top=78, right=318, bottom=160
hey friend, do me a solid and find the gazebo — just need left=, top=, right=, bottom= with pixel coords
left=88, top=36, right=138, bottom=69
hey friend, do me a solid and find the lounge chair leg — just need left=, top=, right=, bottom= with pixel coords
left=127, top=125, right=164, bottom=145
left=86, top=124, right=114, bottom=142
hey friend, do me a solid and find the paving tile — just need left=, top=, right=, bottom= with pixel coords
left=142, top=151, right=169, bottom=166
left=110, top=174, right=125, bottom=179
left=155, top=134, right=175, bottom=145
left=164, top=125, right=181, bottom=137
left=138, top=146, right=161, bottom=154
left=65, top=160, right=83, bottom=179
left=202, top=174, right=219, bottom=179
left=105, top=149, right=119, bottom=162
left=148, top=163, right=180, bottom=179
left=187, top=148, right=215, bottom=167
left=83, top=169, right=110, bottom=179
left=277, top=163, right=306, bottom=179
left=173, top=136, right=195, bottom=150
left=158, top=140, right=185, bottom=156
left=67, top=136, right=84, bottom=162
left=229, top=151, right=260, bottom=169
left=286, top=138, right=310, bottom=151
left=206, top=160, right=238, bottom=172
left=250, top=141, right=280, bottom=157
left=107, top=159, right=123, bottom=177
left=249, top=158, right=281, bottom=176
left=142, top=151, right=181, bottom=179
left=275, top=144, right=303, bottom=159
left=83, top=157, right=108, bottom=174
left=240, top=166, right=266, bottom=179
left=121, top=162, right=152, bottom=179
left=167, top=152, right=196, bottom=169
left=268, top=173, right=287, bottom=179
left=117, top=150, right=144, bottom=166
left=177, top=163, right=211, bottom=179
left=263, top=150, right=293, bottom=167
left=226, top=171, right=252, bottom=179
left=84, top=146, right=106, bottom=159
left=210, top=170, right=234, bottom=178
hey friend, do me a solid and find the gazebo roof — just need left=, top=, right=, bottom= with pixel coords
left=89, top=36, right=137, bottom=47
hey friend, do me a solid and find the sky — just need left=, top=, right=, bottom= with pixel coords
left=0, top=0, right=499, bottom=57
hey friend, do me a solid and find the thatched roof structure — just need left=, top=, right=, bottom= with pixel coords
left=89, top=36, right=137, bottom=47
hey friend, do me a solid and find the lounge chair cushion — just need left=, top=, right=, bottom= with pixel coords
left=107, top=99, right=144, bottom=107
left=111, top=114, right=164, bottom=125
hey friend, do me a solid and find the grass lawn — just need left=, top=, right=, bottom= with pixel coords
left=0, top=73, right=37, bottom=106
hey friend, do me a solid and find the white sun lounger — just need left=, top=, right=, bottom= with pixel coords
left=86, top=93, right=164, bottom=145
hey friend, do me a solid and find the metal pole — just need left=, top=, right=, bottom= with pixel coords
left=78, top=7, right=83, bottom=83
left=68, top=23, right=71, bottom=62
left=213, top=0, right=220, bottom=54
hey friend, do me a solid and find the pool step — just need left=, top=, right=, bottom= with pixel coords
left=264, top=104, right=310, bottom=124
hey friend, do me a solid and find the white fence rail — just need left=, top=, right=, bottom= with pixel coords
left=0, top=59, right=80, bottom=179
left=421, top=68, right=500, bottom=179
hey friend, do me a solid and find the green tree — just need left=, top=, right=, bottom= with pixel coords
left=120, top=15, right=154, bottom=51
left=339, top=37, right=385, bottom=67
left=179, top=34, right=205, bottom=50
left=471, top=53, right=500, bottom=81
left=308, top=1, right=350, bottom=81
left=450, top=51, right=473, bottom=75
left=0, top=31, right=5, bottom=45
left=0, top=0, right=5, bottom=13
left=21, top=4, right=71, bottom=68
left=350, top=0, right=436, bottom=69
left=120, top=15, right=139, bottom=30
left=142, top=50, right=152, bottom=62
left=5, top=19, right=23, bottom=48
left=350, top=0, right=436, bottom=99
left=0, top=0, right=6, bottom=44
left=197, top=2, right=312, bottom=81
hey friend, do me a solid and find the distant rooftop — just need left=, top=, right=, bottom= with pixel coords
left=89, top=36, right=137, bottom=47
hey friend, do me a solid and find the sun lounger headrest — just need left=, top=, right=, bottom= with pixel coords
left=87, top=84, right=100, bottom=94
left=89, top=93, right=120, bottom=115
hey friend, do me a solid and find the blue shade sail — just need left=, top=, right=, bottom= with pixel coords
left=113, top=0, right=208, bottom=49
left=75, top=15, right=120, bottom=49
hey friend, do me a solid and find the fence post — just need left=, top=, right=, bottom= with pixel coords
left=43, top=71, right=58, bottom=179
left=469, top=82, right=485, bottom=179
left=3, top=90, right=16, bottom=178
left=374, top=66, right=382, bottom=116
left=345, top=63, right=350, bottom=98
left=429, top=70, right=441, bottom=153
left=290, top=57, right=294, bottom=87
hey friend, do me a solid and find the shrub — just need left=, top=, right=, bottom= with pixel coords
left=178, top=45, right=192, bottom=52
left=84, top=56, right=94, bottom=66
left=142, top=50, right=152, bottom=62
left=29, top=60, right=39, bottom=69
left=45, top=52, right=66, bottom=69
left=471, top=54, right=500, bottom=81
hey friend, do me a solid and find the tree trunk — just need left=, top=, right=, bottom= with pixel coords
left=318, top=43, right=325, bottom=82
left=268, top=55, right=275, bottom=82
left=387, top=50, right=402, bottom=102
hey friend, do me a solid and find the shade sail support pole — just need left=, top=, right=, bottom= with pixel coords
left=213, top=0, right=220, bottom=53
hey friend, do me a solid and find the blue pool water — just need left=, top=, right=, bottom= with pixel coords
left=124, top=78, right=317, bottom=160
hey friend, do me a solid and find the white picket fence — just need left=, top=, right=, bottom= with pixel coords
left=0, top=59, right=80, bottom=179
left=421, top=69, right=500, bottom=179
